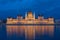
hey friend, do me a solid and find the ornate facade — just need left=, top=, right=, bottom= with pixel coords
left=6, top=12, right=54, bottom=24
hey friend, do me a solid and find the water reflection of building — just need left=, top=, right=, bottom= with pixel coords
left=7, top=12, right=54, bottom=24
left=6, top=25, right=54, bottom=40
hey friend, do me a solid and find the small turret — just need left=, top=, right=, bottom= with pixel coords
left=17, top=14, right=23, bottom=20
left=6, top=17, right=13, bottom=24
left=48, top=17, right=54, bottom=24
left=7, top=17, right=13, bottom=21
left=38, top=14, right=44, bottom=20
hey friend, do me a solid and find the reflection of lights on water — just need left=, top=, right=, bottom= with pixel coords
left=25, top=26, right=35, bottom=40
left=6, top=25, right=54, bottom=40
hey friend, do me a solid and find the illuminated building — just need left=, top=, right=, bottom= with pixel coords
left=6, top=12, right=54, bottom=24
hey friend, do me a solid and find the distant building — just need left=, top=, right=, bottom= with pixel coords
left=6, top=12, right=54, bottom=24
left=55, top=20, right=60, bottom=24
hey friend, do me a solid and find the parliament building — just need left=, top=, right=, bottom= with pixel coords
left=6, top=12, right=54, bottom=24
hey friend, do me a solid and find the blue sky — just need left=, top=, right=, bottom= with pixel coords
left=0, top=0, right=60, bottom=19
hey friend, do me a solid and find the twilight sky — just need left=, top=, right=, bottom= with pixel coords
left=0, top=0, right=60, bottom=19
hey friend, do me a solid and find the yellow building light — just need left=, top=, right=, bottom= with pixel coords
left=6, top=12, right=54, bottom=24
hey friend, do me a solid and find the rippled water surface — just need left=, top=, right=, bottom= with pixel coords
left=0, top=24, right=60, bottom=40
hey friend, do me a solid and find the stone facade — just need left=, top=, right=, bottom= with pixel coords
left=6, top=12, right=54, bottom=24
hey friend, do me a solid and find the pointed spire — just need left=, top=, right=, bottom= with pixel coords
left=25, top=12, right=27, bottom=19
left=25, top=12, right=27, bottom=17
left=34, top=12, right=35, bottom=18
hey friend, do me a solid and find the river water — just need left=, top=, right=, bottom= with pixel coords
left=0, top=24, right=60, bottom=40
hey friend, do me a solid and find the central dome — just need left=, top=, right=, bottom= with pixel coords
left=27, top=12, right=34, bottom=18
